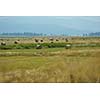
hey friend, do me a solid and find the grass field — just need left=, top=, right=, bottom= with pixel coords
left=0, top=46, right=100, bottom=83
left=0, top=37, right=100, bottom=83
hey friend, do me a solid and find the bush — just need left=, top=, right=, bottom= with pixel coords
left=0, top=45, right=15, bottom=50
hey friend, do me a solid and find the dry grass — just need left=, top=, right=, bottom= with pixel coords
left=0, top=47, right=100, bottom=83
left=0, top=36, right=100, bottom=83
left=1, top=36, right=100, bottom=45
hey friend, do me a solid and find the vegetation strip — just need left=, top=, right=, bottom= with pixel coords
left=0, top=43, right=100, bottom=50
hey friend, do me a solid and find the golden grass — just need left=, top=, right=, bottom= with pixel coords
left=1, top=36, right=100, bottom=45
left=0, top=48, right=100, bottom=83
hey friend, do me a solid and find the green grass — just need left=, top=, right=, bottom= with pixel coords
left=0, top=47, right=100, bottom=57
left=0, top=42, right=100, bottom=50
left=0, top=42, right=72, bottom=50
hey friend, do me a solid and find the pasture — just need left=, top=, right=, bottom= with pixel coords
left=0, top=36, right=100, bottom=83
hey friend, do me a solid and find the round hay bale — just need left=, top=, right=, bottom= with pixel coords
left=65, top=44, right=71, bottom=49
left=40, top=39, right=43, bottom=42
left=14, top=40, right=19, bottom=44
left=49, top=38, right=53, bottom=41
left=1, top=41, right=6, bottom=45
left=56, top=39, right=59, bottom=41
left=35, top=39, right=39, bottom=43
left=65, top=38, right=68, bottom=42
left=36, top=44, right=42, bottom=49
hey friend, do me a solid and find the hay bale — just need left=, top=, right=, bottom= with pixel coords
left=35, top=39, right=39, bottom=43
left=65, top=38, right=68, bottom=42
left=49, top=38, right=53, bottom=41
left=1, top=41, right=6, bottom=45
left=56, top=39, right=59, bottom=41
left=14, top=40, right=19, bottom=44
left=36, top=44, right=42, bottom=49
left=65, top=44, right=71, bottom=49
left=40, top=39, right=43, bottom=42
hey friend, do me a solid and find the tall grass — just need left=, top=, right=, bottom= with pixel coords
left=0, top=48, right=100, bottom=83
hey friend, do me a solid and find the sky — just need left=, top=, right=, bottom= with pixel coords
left=0, top=16, right=100, bottom=36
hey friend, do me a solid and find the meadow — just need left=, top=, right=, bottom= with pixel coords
left=0, top=36, right=100, bottom=83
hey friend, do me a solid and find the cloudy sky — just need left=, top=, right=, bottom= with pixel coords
left=0, top=16, right=100, bottom=35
